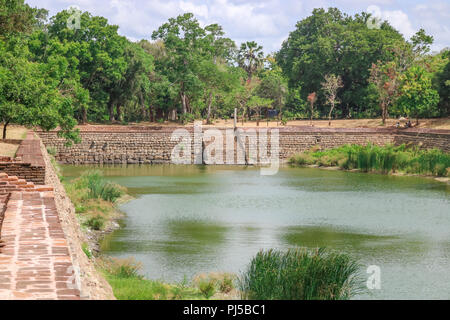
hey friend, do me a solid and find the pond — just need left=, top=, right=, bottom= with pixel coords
left=61, top=165, right=450, bottom=300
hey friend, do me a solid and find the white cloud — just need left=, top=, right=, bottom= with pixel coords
left=25, top=0, right=450, bottom=53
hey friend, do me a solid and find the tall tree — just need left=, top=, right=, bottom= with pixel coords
left=0, top=39, right=78, bottom=141
left=47, top=9, right=128, bottom=122
left=395, top=66, right=439, bottom=125
left=0, top=0, right=36, bottom=37
left=256, top=56, right=288, bottom=120
left=277, top=8, right=405, bottom=118
left=321, top=74, right=343, bottom=126
left=369, top=61, right=400, bottom=125
left=237, top=41, right=264, bottom=83
left=152, top=13, right=206, bottom=115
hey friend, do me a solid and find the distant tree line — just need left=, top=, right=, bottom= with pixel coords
left=1, top=1, right=449, bottom=141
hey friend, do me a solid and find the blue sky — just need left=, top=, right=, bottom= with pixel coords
left=27, top=0, right=450, bottom=54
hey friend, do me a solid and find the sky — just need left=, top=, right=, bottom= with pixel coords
left=26, top=0, right=450, bottom=54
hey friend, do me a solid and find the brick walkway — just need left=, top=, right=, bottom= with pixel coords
left=0, top=173, right=81, bottom=300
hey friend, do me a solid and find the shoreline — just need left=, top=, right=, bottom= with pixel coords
left=303, top=164, right=450, bottom=185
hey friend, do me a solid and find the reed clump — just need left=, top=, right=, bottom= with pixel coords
left=239, top=248, right=362, bottom=300
left=289, top=144, right=450, bottom=177
left=64, top=170, right=126, bottom=231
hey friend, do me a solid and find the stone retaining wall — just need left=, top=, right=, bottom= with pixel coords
left=37, top=126, right=450, bottom=165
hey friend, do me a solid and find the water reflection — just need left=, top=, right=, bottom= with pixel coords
left=62, top=165, right=450, bottom=299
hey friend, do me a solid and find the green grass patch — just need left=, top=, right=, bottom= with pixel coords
left=289, top=144, right=450, bottom=177
left=239, top=248, right=363, bottom=300
left=63, top=171, right=126, bottom=232
left=99, top=257, right=208, bottom=300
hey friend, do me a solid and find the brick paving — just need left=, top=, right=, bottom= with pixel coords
left=0, top=172, right=81, bottom=300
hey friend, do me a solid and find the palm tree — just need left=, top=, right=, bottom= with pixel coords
left=237, top=41, right=264, bottom=83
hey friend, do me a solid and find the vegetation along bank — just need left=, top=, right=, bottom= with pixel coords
left=289, top=144, right=450, bottom=179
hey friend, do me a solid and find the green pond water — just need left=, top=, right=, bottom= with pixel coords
left=61, top=165, right=450, bottom=300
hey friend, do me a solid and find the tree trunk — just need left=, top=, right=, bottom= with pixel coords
left=149, top=105, right=154, bottom=122
left=328, top=103, right=335, bottom=126
left=116, top=105, right=123, bottom=123
left=381, top=102, right=386, bottom=125
left=108, top=99, right=116, bottom=122
left=181, top=92, right=187, bottom=114
left=81, top=106, right=87, bottom=124
left=206, top=92, right=213, bottom=125
left=256, top=108, right=260, bottom=127
left=2, top=121, right=9, bottom=140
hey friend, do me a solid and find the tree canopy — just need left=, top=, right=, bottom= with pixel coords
left=1, top=3, right=448, bottom=140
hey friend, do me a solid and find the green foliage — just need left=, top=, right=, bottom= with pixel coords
left=76, top=171, right=124, bottom=203
left=82, top=243, right=92, bottom=259
left=290, top=144, right=450, bottom=177
left=239, top=248, right=362, bottom=300
left=85, top=215, right=105, bottom=231
left=395, top=66, right=440, bottom=122
left=277, top=8, right=404, bottom=118
left=104, top=258, right=143, bottom=279
left=198, top=279, right=217, bottom=299
left=0, top=0, right=37, bottom=37
left=435, top=51, right=450, bottom=116
left=1, top=3, right=448, bottom=130
left=102, top=258, right=208, bottom=300
left=46, top=146, right=57, bottom=156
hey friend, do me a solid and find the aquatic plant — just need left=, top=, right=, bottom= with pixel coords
left=290, top=144, right=450, bottom=177
left=239, top=248, right=363, bottom=300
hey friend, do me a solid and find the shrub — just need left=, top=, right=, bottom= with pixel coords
left=219, top=275, right=235, bottom=294
left=85, top=215, right=105, bottom=230
left=103, top=257, right=144, bottom=279
left=76, top=171, right=124, bottom=202
left=82, top=243, right=92, bottom=259
left=198, top=279, right=217, bottom=299
left=46, top=146, right=57, bottom=156
left=239, top=248, right=362, bottom=300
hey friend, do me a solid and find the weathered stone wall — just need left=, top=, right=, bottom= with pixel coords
left=37, top=127, right=450, bottom=165
left=394, top=131, right=450, bottom=152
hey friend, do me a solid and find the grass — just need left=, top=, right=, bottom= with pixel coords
left=2, top=125, right=28, bottom=139
left=239, top=248, right=363, bottom=300
left=98, top=257, right=214, bottom=300
left=0, top=126, right=29, bottom=158
left=64, top=170, right=126, bottom=232
left=289, top=144, right=450, bottom=177
left=0, top=143, right=19, bottom=158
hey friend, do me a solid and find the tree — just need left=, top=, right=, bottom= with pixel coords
left=237, top=41, right=264, bottom=83
left=396, top=66, right=439, bottom=125
left=0, top=0, right=36, bottom=37
left=276, top=8, right=405, bottom=118
left=369, top=61, right=400, bottom=125
left=152, top=13, right=207, bottom=116
left=257, top=57, right=288, bottom=120
left=47, top=9, right=129, bottom=122
left=435, top=51, right=450, bottom=117
left=0, top=39, right=78, bottom=142
left=321, top=74, right=343, bottom=126
left=247, top=96, right=272, bottom=127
